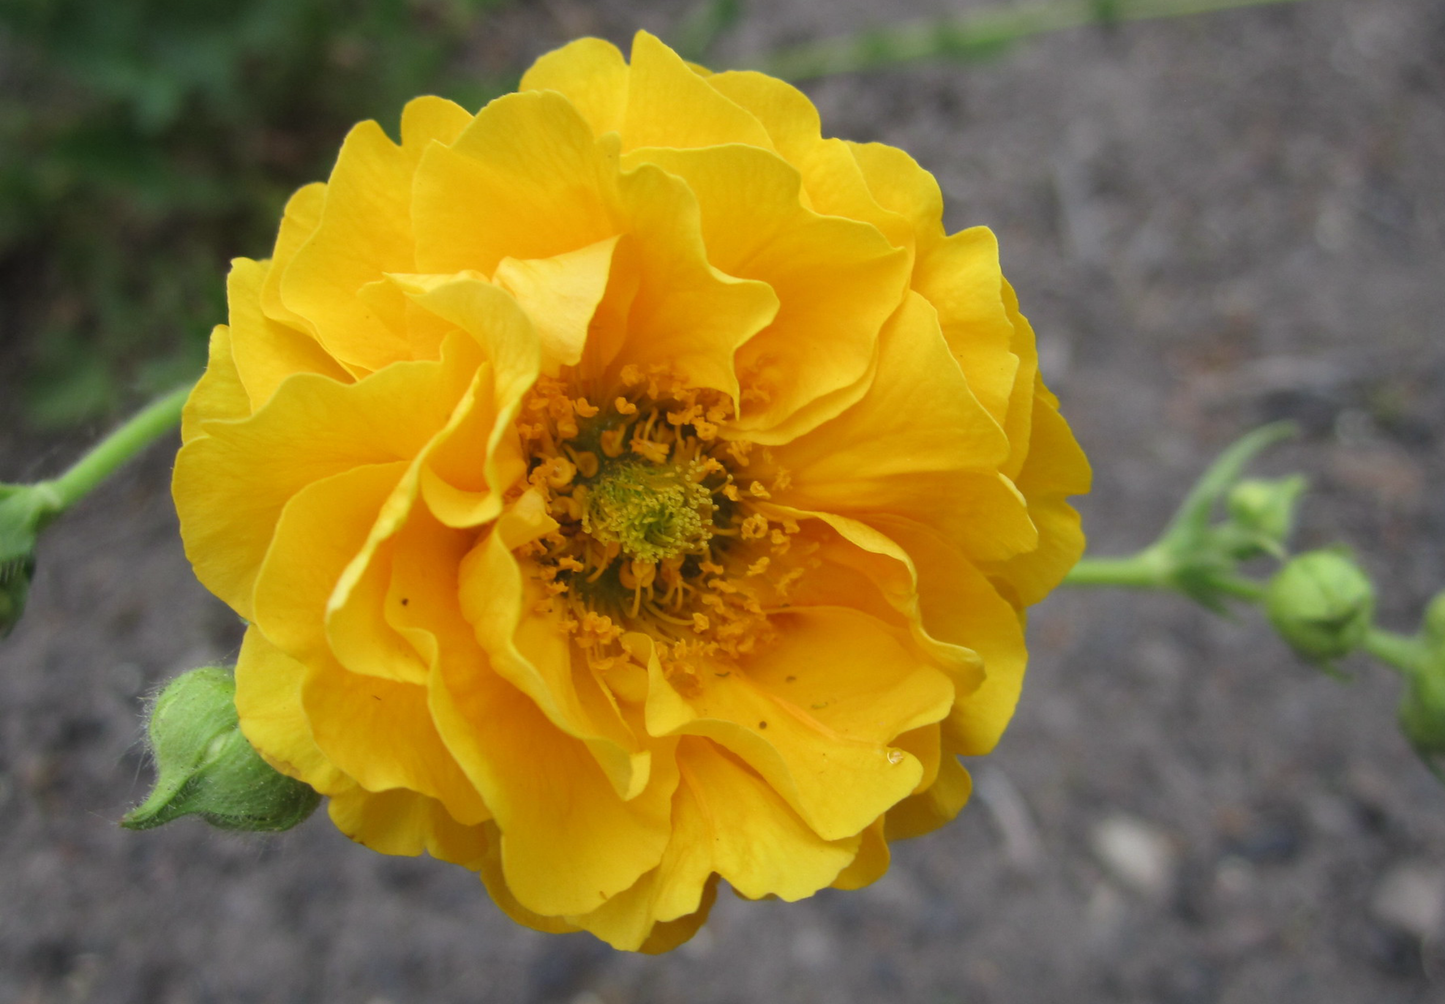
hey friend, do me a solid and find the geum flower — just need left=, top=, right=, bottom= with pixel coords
left=174, top=32, right=1089, bottom=951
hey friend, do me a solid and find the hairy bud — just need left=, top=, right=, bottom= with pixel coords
left=123, top=666, right=319, bottom=832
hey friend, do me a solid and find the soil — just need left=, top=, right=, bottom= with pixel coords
left=3, top=0, right=1445, bottom=1001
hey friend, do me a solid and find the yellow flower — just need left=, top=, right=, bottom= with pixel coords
left=174, top=32, right=1089, bottom=952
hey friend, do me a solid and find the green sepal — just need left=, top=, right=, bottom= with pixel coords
left=1224, top=474, right=1307, bottom=560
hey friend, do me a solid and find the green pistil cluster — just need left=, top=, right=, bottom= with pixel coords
left=582, top=459, right=715, bottom=564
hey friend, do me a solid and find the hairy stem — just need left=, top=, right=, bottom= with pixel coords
left=32, top=384, right=192, bottom=517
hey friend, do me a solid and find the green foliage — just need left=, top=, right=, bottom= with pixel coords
left=0, top=0, right=508, bottom=427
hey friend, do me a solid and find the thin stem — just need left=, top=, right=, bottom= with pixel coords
left=757, top=0, right=1313, bottom=80
left=1210, top=576, right=1266, bottom=603
left=32, top=384, right=192, bottom=518
left=1363, top=628, right=1427, bottom=677
left=1063, top=548, right=1171, bottom=589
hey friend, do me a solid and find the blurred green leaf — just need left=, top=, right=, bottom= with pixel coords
left=0, top=0, right=509, bottom=427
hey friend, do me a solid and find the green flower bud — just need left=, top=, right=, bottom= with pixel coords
left=1224, top=475, right=1307, bottom=559
left=1264, top=550, right=1375, bottom=663
left=1400, top=659, right=1445, bottom=779
left=0, top=554, right=35, bottom=639
left=0, top=483, right=56, bottom=638
left=1422, top=592, right=1445, bottom=654
left=123, top=666, right=320, bottom=832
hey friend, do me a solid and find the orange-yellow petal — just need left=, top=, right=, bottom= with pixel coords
left=624, top=143, right=908, bottom=436
left=228, top=257, right=349, bottom=410
left=430, top=658, right=677, bottom=916
left=328, top=787, right=490, bottom=866
left=645, top=608, right=950, bottom=840
left=520, top=36, right=630, bottom=137
left=174, top=341, right=478, bottom=619
left=619, top=32, right=772, bottom=152
left=181, top=325, right=249, bottom=444
left=234, top=626, right=350, bottom=796
left=281, top=120, right=417, bottom=371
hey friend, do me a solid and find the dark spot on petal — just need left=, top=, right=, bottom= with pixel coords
left=758, top=720, right=768, bottom=729
left=785, top=675, right=797, bottom=683
left=401, top=597, right=409, bottom=606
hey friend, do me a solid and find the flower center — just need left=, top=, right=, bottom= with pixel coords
left=581, top=459, right=715, bottom=564
left=510, top=365, right=814, bottom=689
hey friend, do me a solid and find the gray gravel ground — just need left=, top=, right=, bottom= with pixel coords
left=3, top=0, right=1445, bottom=1001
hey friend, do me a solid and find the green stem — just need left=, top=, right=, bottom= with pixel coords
left=757, top=0, right=1313, bottom=80
left=32, top=384, right=192, bottom=518
left=1363, top=628, right=1428, bottom=677
left=1063, top=548, right=1172, bottom=589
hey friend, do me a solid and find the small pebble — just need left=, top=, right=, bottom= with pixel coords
left=1371, top=861, right=1445, bottom=940
left=1090, top=814, right=1176, bottom=898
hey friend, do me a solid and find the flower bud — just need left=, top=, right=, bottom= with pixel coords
left=0, top=555, right=35, bottom=639
left=123, top=666, right=320, bottom=832
left=0, top=484, right=54, bottom=638
left=1225, top=475, right=1306, bottom=559
left=1422, top=592, right=1445, bottom=654
left=1400, top=659, right=1445, bottom=778
left=1264, top=550, right=1375, bottom=663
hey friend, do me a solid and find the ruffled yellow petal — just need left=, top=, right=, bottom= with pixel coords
left=769, top=291, right=1037, bottom=565
left=399, top=94, right=473, bottom=158
left=234, top=626, right=351, bottom=796
left=983, top=389, right=1091, bottom=606
left=228, top=257, right=349, bottom=410
left=645, top=608, right=949, bottom=840
left=520, top=36, right=629, bottom=137
left=770, top=291, right=1006, bottom=487
left=430, top=658, right=678, bottom=916
left=328, top=787, right=489, bottom=867
left=412, top=90, right=614, bottom=275
left=281, top=120, right=417, bottom=372
left=252, top=461, right=412, bottom=673
left=911, top=228, right=1019, bottom=429
left=678, top=739, right=859, bottom=900
left=871, top=519, right=1029, bottom=757
left=832, top=816, right=889, bottom=890
left=174, top=339, right=477, bottom=620
left=998, top=279, right=1042, bottom=480
left=261, top=182, right=326, bottom=331
left=181, top=325, right=249, bottom=444
left=606, top=160, right=779, bottom=399
left=566, top=737, right=857, bottom=951
left=391, top=274, right=541, bottom=528
left=492, top=236, right=619, bottom=373
left=301, top=647, right=488, bottom=825
left=457, top=529, right=650, bottom=801
left=885, top=753, right=973, bottom=841
left=792, top=510, right=1024, bottom=755
left=620, top=32, right=772, bottom=152
left=474, top=820, right=581, bottom=935
left=623, top=144, right=908, bottom=437
left=846, top=140, right=944, bottom=238
left=707, top=70, right=914, bottom=249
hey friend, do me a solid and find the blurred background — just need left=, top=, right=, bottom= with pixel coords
left=2, top=0, right=1444, bottom=1001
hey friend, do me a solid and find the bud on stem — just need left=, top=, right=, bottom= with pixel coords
left=124, top=666, right=319, bottom=832
left=1264, top=550, right=1375, bottom=664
